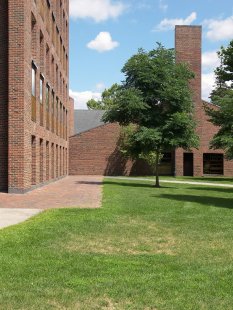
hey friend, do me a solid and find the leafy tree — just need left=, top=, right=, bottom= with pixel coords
left=103, top=44, right=199, bottom=187
left=206, top=40, right=233, bottom=159
left=210, top=41, right=233, bottom=101
left=87, top=83, right=120, bottom=110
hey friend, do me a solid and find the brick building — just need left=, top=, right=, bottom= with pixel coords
left=0, top=0, right=73, bottom=193
left=69, top=26, right=233, bottom=177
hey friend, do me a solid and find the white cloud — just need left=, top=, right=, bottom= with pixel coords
left=69, top=89, right=102, bottom=109
left=154, top=12, right=197, bottom=31
left=159, top=0, right=168, bottom=12
left=96, top=82, right=106, bottom=91
left=70, top=0, right=126, bottom=22
left=202, top=51, right=220, bottom=71
left=87, top=32, right=119, bottom=52
left=202, top=72, right=215, bottom=101
left=205, top=16, right=233, bottom=41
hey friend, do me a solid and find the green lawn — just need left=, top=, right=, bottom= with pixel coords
left=0, top=179, right=233, bottom=309
left=131, top=175, right=233, bottom=185
left=163, top=176, right=233, bottom=184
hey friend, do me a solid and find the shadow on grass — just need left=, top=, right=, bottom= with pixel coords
left=103, top=181, right=176, bottom=189
left=158, top=194, right=233, bottom=209
left=179, top=177, right=233, bottom=183
left=186, top=187, right=233, bottom=194
left=76, top=180, right=159, bottom=188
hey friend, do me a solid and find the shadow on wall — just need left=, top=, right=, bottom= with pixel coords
left=104, top=139, right=154, bottom=176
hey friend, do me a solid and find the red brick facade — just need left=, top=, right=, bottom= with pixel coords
left=69, top=123, right=153, bottom=176
left=69, top=26, right=233, bottom=177
left=0, top=0, right=9, bottom=192
left=1, top=0, right=72, bottom=193
left=174, top=26, right=233, bottom=177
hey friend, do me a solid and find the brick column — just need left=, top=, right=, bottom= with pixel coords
left=0, top=0, right=9, bottom=192
left=175, top=26, right=202, bottom=177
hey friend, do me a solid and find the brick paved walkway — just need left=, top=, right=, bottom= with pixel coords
left=0, top=176, right=103, bottom=209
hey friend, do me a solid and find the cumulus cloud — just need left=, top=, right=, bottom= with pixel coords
left=69, top=89, right=102, bottom=109
left=205, top=16, right=233, bottom=41
left=202, top=51, right=220, bottom=71
left=202, top=72, right=215, bottom=101
left=70, top=0, right=126, bottom=22
left=154, top=12, right=197, bottom=31
left=87, top=32, right=119, bottom=52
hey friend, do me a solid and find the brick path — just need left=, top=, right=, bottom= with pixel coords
left=0, top=176, right=103, bottom=209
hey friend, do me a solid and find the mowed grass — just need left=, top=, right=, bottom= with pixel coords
left=141, top=176, right=233, bottom=185
left=0, top=179, right=233, bottom=310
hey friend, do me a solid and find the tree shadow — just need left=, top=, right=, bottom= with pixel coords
left=104, top=145, right=128, bottom=176
left=183, top=177, right=233, bottom=183
left=158, top=193, right=233, bottom=209
left=186, top=187, right=233, bottom=194
left=103, top=180, right=175, bottom=189
left=104, top=137, right=154, bottom=176
left=75, top=181, right=103, bottom=186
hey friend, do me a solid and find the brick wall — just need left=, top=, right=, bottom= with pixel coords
left=69, top=96, right=74, bottom=137
left=0, top=0, right=9, bottom=191
left=5, top=0, right=72, bottom=193
left=69, top=123, right=153, bottom=176
left=174, top=26, right=233, bottom=176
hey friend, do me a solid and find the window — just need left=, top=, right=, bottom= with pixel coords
left=51, top=91, right=55, bottom=132
left=203, top=154, right=224, bottom=175
left=31, top=65, right=36, bottom=122
left=32, top=67, right=36, bottom=97
left=56, top=97, right=59, bottom=135
left=60, top=102, right=62, bottom=137
left=46, top=84, right=50, bottom=129
left=31, top=136, right=36, bottom=186
left=40, top=76, right=43, bottom=104
left=31, top=14, right=37, bottom=59
left=40, top=75, right=44, bottom=126
left=40, top=31, right=44, bottom=72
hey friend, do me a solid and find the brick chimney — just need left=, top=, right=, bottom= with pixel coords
left=175, top=25, right=202, bottom=105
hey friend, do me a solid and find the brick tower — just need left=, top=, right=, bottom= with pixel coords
left=174, top=25, right=203, bottom=176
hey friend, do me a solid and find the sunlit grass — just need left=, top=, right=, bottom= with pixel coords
left=0, top=179, right=233, bottom=309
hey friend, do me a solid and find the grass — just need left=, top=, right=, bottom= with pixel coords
left=0, top=179, right=233, bottom=309
left=130, top=175, right=233, bottom=185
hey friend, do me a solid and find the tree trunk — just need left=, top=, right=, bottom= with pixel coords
left=155, top=151, right=160, bottom=188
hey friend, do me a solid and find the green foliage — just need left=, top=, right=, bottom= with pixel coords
left=211, top=41, right=233, bottom=102
left=207, top=40, right=233, bottom=159
left=103, top=44, right=199, bottom=186
left=87, top=83, right=120, bottom=110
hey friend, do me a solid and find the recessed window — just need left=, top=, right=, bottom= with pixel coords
left=203, top=153, right=224, bottom=175
left=31, top=65, right=36, bottom=122
left=40, top=76, right=43, bottom=104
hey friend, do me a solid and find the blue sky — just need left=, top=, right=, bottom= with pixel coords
left=69, top=0, right=233, bottom=109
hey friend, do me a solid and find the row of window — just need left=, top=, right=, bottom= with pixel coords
left=31, top=12, right=68, bottom=86
left=31, top=135, right=68, bottom=186
left=36, top=0, right=68, bottom=47
left=32, top=64, right=68, bottom=141
left=158, top=152, right=224, bottom=176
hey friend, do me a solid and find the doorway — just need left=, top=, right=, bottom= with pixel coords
left=183, top=153, right=193, bottom=176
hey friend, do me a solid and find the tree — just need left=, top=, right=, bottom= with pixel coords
left=103, top=44, right=199, bottom=187
left=206, top=40, right=233, bottom=159
left=87, top=83, right=120, bottom=110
